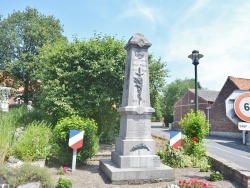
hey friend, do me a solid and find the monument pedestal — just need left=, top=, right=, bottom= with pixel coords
left=100, top=33, right=174, bottom=184
left=100, top=159, right=174, bottom=184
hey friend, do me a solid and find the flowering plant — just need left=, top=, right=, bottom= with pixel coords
left=63, top=167, right=69, bottom=172
left=57, top=166, right=69, bottom=175
left=178, top=178, right=215, bottom=188
left=191, top=136, right=198, bottom=142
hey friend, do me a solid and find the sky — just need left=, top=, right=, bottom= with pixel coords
left=1, top=0, right=250, bottom=91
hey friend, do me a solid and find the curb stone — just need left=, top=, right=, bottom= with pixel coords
left=208, top=152, right=250, bottom=188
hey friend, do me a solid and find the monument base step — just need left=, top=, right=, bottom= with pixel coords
left=99, top=159, right=175, bottom=185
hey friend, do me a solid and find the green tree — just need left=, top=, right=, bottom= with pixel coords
left=0, top=7, right=65, bottom=103
left=34, top=33, right=168, bottom=142
left=34, top=34, right=126, bottom=142
left=162, top=78, right=202, bottom=125
left=148, top=55, right=169, bottom=122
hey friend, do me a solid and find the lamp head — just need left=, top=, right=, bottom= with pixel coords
left=188, top=50, right=203, bottom=65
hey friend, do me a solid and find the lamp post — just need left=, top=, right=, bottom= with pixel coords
left=206, top=106, right=211, bottom=123
left=188, top=50, right=203, bottom=113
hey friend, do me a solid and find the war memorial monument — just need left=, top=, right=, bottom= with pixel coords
left=100, top=33, right=174, bottom=184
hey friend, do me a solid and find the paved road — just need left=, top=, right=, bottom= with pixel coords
left=205, top=136, right=250, bottom=170
left=151, top=123, right=250, bottom=171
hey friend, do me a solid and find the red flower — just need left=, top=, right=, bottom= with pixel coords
left=63, top=167, right=69, bottom=172
left=192, top=136, right=198, bottom=142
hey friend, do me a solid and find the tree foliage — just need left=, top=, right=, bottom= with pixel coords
left=148, top=55, right=169, bottom=121
left=34, top=33, right=168, bottom=142
left=35, top=34, right=125, bottom=119
left=34, top=34, right=126, bottom=142
left=162, top=78, right=202, bottom=125
left=0, top=7, right=65, bottom=103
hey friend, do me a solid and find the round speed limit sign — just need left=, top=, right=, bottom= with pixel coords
left=234, top=92, right=250, bottom=122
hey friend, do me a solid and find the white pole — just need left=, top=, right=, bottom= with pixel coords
left=247, top=131, right=250, bottom=145
left=243, top=131, right=246, bottom=145
left=72, top=149, right=77, bottom=172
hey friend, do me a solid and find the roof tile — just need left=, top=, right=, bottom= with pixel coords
left=189, top=89, right=219, bottom=102
left=229, top=76, right=250, bottom=90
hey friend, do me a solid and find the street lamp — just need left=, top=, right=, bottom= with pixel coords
left=188, top=50, right=203, bottom=113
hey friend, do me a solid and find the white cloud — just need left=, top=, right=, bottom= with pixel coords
left=182, top=0, right=210, bottom=22
left=117, top=0, right=164, bottom=30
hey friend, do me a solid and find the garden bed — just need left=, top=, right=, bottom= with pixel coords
left=45, top=137, right=242, bottom=188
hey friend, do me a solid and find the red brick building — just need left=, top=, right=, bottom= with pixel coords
left=172, top=76, right=250, bottom=140
left=210, top=76, right=250, bottom=138
left=173, top=89, right=219, bottom=130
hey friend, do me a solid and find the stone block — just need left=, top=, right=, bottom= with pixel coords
left=112, top=151, right=160, bottom=168
left=100, top=159, right=174, bottom=184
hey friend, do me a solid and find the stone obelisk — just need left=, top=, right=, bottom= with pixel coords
left=100, top=33, right=174, bottom=184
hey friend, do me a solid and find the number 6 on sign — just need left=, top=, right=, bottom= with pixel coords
left=244, top=103, right=250, bottom=111
left=234, top=92, right=250, bottom=122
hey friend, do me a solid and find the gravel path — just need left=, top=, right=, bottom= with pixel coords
left=48, top=164, right=241, bottom=188
left=47, top=138, right=242, bottom=188
left=0, top=164, right=241, bottom=188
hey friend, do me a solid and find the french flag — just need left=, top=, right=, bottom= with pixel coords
left=170, top=131, right=182, bottom=149
left=68, top=130, right=84, bottom=150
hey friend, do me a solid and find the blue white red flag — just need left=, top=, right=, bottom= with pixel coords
left=68, top=130, right=84, bottom=150
left=170, top=131, right=182, bottom=149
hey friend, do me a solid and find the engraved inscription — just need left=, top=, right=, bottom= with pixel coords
left=133, top=59, right=147, bottom=63
left=129, top=114, right=150, bottom=120
left=127, top=115, right=151, bottom=137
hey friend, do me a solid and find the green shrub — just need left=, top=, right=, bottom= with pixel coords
left=191, top=156, right=210, bottom=168
left=1, top=106, right=29, bottom=127
left=99, top=123, right=119, bottom=144
left=0, top=114, right=13, bottom=164
left=12, top=121, right=52, bottom=161
left=56, top=177, right=72, bottom=188
left=180, top=110, right=210, bottom=162
left=157, top=142, right=209, bottom=168
left=0, top=163, right=54, bottom=187
left=57, top=166, right=66, bottom=175
left=51, top=116, right=99, bottom=164
left=0, top=106, right=31, bottom=164
left=182, top=137, right=207, bottom=158
left=23, top=108, right=50, bottom=124
left=210, top=171, right=223, bottom=181
left=94, top=106, right=120, bottom=144
left=180, top=109, right=210, bottom=142
left=200, top=165, right=210, bottom=172
left=157, top=142, right=187, bottom=168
